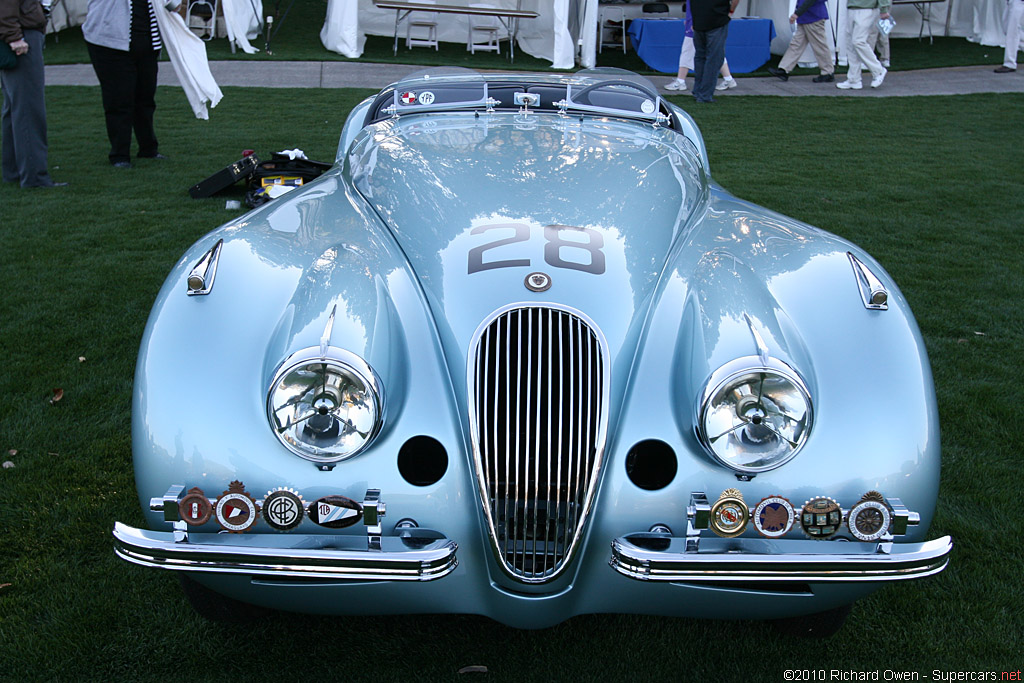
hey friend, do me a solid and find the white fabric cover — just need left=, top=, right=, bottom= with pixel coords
left=322, top=0, right=365, bottom=56
left=222, top=0, right=263, bottom=54
left=153, top=2, right=224, bottom=119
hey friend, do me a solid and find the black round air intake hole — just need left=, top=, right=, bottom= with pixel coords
left=398, top=436, right=448, bottom=486
left=625, top=440, right=677, bottom=490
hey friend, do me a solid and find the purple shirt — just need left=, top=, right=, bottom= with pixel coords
left=795, top=0, right=829, bottom=24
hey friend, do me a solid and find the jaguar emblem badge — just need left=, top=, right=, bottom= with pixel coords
left=525, top=272, right=552, bottom=292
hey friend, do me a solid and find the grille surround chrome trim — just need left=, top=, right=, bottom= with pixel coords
left=467, top=303, right=610, bottom=584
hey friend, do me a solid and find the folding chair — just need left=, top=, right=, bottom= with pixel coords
left=186, top=0, right=221, bottom=40
left=467, top=3, right=501, bottom=54
left=598, top=5, right=625, bottom=54
left=406, top=0, right=439, bottom=51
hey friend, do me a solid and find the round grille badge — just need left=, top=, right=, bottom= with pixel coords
left=214, top=481, right=259, bottom=533
left=800, top=496, right=842, bottom=539
left=178, top=487, right=213, bottom=526
left=752, top=496, right=795, bottom=538
left=848, top=491, right=892, bottom=541
left=710, top=488, right=749, bottom=538
left=263, top=487, right=305, bottom=531
left=525, top=272, right=552, bottom=292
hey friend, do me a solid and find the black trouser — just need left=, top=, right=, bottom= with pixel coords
left=86, top=41, right=160, bottom=164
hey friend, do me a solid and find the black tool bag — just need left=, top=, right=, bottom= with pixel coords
left=188, top=154, right=261, bottom=199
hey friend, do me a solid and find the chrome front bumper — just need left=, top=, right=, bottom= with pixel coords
left=610, top=533, right=953, bottom=583
left=113, top=522, right=459, bottom=581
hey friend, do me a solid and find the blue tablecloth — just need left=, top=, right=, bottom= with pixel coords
left=626, top=17, right=776, bottom=74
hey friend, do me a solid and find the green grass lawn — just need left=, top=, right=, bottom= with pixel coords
left=1, top=87, right=1021, bottom=679
left=40, top=0, right=1006, bottom=74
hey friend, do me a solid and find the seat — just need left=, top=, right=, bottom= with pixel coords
left=598, top=5, right=626, bottom=54
left=406, top=0, right=439, bottom=51
left=186, top=0, right=221, bottom=41
left=467, top=3, right=501, bottom=54
left=642, top=2, right=669, bottom=14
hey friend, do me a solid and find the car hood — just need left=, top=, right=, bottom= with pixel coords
left=346, top=113, right=708, bottom=367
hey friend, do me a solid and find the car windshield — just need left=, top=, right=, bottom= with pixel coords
left=377, top=67, right=667, bottom=124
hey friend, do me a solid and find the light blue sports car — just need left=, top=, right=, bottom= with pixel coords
left=113, top=68, right=952, bottom=634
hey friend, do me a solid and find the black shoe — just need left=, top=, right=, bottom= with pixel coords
left=994, top=65, right=1016, bottom=73
left=138, top=152, right=170, bottom=160
left=767, top=66, right=788, bottom=81
left=113, top=161, right=132, bottom=169
left=813, top=73, right=835, bottom=83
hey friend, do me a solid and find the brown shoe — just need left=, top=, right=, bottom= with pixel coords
left=994, top=66, right=1016, bottom=73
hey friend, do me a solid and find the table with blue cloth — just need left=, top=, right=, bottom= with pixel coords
left=626, top=17, right=776, bottom=74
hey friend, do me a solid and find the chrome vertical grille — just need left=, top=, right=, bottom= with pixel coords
left=469, top=305, right=608, bottom=583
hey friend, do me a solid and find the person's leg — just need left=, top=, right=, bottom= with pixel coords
left=1003, top=0, right=1024, bottom=69
left=719, top=58, right=732, bottom=79
left=875, top=25, right=890, bottom=64
left=667, top=36, right=694, bottom=89
left=1, top=69, right=18, bottom=182
left=778, top=25, right=809, bottom=73
left=851, top=8, right=885, bottom=79
left=87, top=42, right=135, bottom=165
left=132, top=46, right=160, bottom=157
left=3, top=30, right=52, bottom=187
left=693, top=29, right=710, bottom=100
left=695, top=24, right=728, bottom=100
left=805, top=19, right=834, bottom=74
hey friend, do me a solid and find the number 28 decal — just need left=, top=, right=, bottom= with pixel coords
left=467, top=223, right=606, bottom=275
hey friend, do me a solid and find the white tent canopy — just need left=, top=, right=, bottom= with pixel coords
left=322, top=0, right=596, bottom=68
left=48, top=0, right=1019, bottom=63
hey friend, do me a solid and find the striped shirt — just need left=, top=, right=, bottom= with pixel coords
left=130, top=0, right=162, bottom=50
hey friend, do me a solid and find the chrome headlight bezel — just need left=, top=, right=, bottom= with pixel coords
left=266, top=347, right=384, bottom=464
left=696, top=356, right=813, bottom=474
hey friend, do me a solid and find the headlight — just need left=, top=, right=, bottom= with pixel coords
left=697, top=357, right=812, bottom=473
left=267, top=348, right=383, bottom=463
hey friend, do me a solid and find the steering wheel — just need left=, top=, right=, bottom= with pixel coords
left=571, top=79, right=661, bottom=108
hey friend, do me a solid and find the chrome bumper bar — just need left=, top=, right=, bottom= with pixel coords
left=609, top=534, right=953, bottom=583
left=113, top=522, right=458, bottom=581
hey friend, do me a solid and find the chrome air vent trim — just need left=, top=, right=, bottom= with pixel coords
left=848, top=252, right=888, bottom=310
left=468, top=303, right=610, bottom=584
left=187, top=239, right=224, bottom=296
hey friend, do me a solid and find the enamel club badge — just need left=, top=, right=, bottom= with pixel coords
left=308, top=495, right=363, bottom=529
left=214, top=481, right=259, bottom=533
left=847, top=491, right=892, bottom=541
left=800, top=496, right=842, bottom=539
left=178, top=487, right=213, bottom=526
left=752, top=496, right=795, bottom=538
left=263, top=487, right=305, bottom=531
left=710, top=488, right=749, bottom=538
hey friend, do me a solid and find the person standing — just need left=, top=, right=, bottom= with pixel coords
left=837, top=0, right=890, bottom=89
left=690, top=0, right=740, bottom=102
left=767, top=0, right=836, bottom=83
left=83, top=0, right=179, bottom=168
left=1, top=0, right=63, bottom=187
left=665, top=1, right=737, bottom=92
left=994, top=0, right=1024, bottom=72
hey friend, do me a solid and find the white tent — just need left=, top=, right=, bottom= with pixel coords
left=49, top=0, right=1019, bottom=62
left=322, top=0, right=599, bottom=68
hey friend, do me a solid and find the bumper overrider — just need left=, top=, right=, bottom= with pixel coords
left=113, top=487, right=951, bottom=586
left=609, top=492, right=952, bottom=583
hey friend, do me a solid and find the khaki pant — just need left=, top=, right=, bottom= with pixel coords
left=779, top=19, right=834, bottom=74
left=845, top=7, right=886, bottom=84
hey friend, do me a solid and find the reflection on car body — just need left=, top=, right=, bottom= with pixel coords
left=113, top=68, right=951, bottom=633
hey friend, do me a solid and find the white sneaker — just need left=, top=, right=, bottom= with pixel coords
left=715, top=77, right=737, bottom=91
left=836, top=79, right=863, bottom=90
left=881, top=59, right=890, bottom=68
left=870, top=67, right=887, bottom=88
left=664, top=78, right=687, bottom=91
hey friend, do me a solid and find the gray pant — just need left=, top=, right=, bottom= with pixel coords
left=1, top=29, right=53, bottom=188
